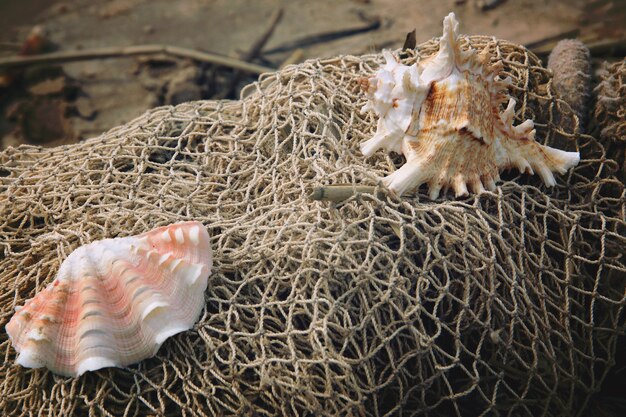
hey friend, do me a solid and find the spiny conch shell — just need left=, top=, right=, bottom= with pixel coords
left=360, top=12, right=580, bottom=198
left=6, top=221, right=212, bottom=377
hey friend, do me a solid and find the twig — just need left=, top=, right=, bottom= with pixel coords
left=243, top=8, right=284, bottom=63
left=477, top=0, right=507, bottom=11
left=280, top=49, right=304, bottom=69
left=525, top=29, right=580, bottom=51
left=584, top=37, right=626, bottom=57
left=402, top=30, right=417, bottom=51
left=399, top=29, right=417, bottom=60
left=263, top=18, right=381, bottom=55
left=0, top=42, right=22, bottom=50
left=0, top=44, right=274, bottom=75
left=310, top=184, right=381, bottom=202
left=530, top=36, right=626, bottom=57
left=219, top=8, right=284, bottom=98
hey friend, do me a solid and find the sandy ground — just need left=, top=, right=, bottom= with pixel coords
left=0, top=0, right=624, bottom=149
left=0, top=0, right=624, bottom=415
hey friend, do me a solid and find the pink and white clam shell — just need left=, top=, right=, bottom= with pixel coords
left=6, top=221, right=212, bottom=377
left=360, top=13, right=580, bottom=198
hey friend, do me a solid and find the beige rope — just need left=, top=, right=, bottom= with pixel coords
left=0, top=38, right=624, bottom=417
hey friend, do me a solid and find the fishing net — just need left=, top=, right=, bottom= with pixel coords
left=594, top=58, right=626, bottom=144
left=593, top=58, right=626, bottom=180
left=1, top=36, right=624, bottom=417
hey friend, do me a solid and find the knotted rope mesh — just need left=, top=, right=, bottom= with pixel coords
left=593, top=58, right=626, bottom=181
left=0, top=36, right=624, bottom=417
left=594, top=58, right=626, bottom=144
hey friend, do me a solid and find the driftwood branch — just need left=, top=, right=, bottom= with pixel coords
left=0, top=44, right=274, bottom=75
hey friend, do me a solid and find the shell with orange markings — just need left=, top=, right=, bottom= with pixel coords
left=5, top=221, right=212, bottom=377
left=360, top=12, right=580, bottom=198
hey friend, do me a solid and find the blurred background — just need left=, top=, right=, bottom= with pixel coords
left=0, top=0, right=624, bottom=148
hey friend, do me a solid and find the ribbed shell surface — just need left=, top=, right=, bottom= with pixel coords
left=6, top=221, right=212, bottom=377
